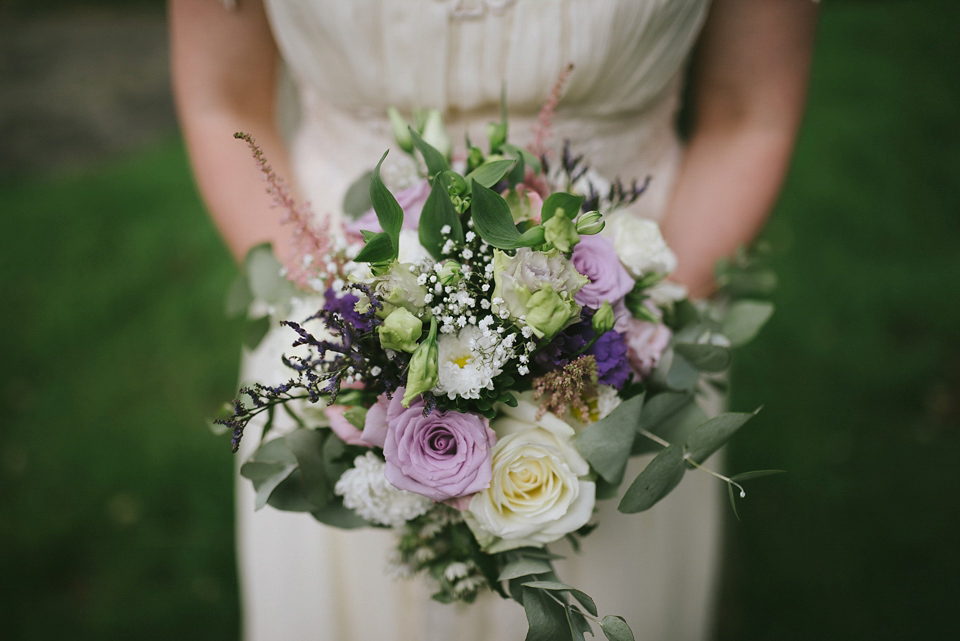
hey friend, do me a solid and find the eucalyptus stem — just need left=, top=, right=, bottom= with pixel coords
left=637, top=429, right=746, bottom=498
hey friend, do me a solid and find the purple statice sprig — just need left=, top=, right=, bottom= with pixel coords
left=219, top=283, right=397, bottom=453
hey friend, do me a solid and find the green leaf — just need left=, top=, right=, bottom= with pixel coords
left=353, top=231, right=395, bottom=264
left=225, top=273, right=253, bottom=318
left=409, top=127, right=451, bottom=178
left=522, top=582, right=598, bottom=618
left=517, top=225, right=546, bottom=247
left=311, top=501, right=369, bottom=529
left=523, top=587, right=573, bottom=641
left=470, top=180, right=525, bottom=249
left=731, top=469, right=786, bottom=482
left=244, top=242, right=296, bottom=307
left=342, top=169, right=373, bottom=218
left=576, top=393, right=644, bottom=485
left=265, top=469, right=315, bottom=512
left=618, top=444, right=685, bottom=514
left=600, top=615, right=636, bottom=641
left=541, top=192, right=585, bottom=224
left=419, top=179, right=465, bottom=260
left=684, top=410, right=759, bottom=464
left=721, top=300, right=775, bottom=347
left=285, top=428, right=333, bottom=509
left=499, top=558, right=553, bottom=582
left=369, top=151, right=403, bottom=255
left=661, top=349, right=700, bottom=392
left=501, top=142, right=542, bottom=174
left=639, top=392, right=695, bottom=432
left=673, top=342, right=732, bottom=373
left=243, top=315, right=271, bottom=350
left=727, top=482, right=741, bottom=521
left=464, top=159, right=516, bottom=190
left=566, top=606, right=593, bottom=641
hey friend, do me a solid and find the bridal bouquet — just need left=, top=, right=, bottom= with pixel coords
left=218, top=100, right=775, bottom=640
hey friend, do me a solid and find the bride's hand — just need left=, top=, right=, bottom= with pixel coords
left=169, top=0, right=297, bottom=263
left=661, top=0, right=819, bottom=298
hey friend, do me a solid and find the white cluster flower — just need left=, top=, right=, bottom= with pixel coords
left=334, top=452, right=433, bottom=528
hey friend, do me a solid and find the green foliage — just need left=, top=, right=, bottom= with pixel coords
left=576, top=393, right=644, bottom=485
left=540, top=192, right=585, bottom=224
left=409, top=127, right=451, bottom=178
left=721, top=300, right=775, bottom=348
left=600, top=615, right=636, bottom=641
left=464, top=159, right=517, bottom=191
left=618, top=444, right=685, bottom=514
left=342, top=169, right=374, bottom=218
left=419, top=179, right=465, bottom=260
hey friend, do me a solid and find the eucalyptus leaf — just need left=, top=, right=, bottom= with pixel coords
left=353, top=231, right=395, bottom=264
left=409, top=127, right=451, bottom=178
left=265, top=469, right=315, bottom=512
left=522, top=582, right=598, bottom=618
left=600, top=615, right=636, bottom=641
left=541, top=192, right=585, bottom=224
left=727, top=482, right=741, bottom=521
left=243, top=316, right=271, bottom=350
left=618, top=444, right=685, bottom=514
left=285, top=428, right=333, bottom=509
left=342, top=170, right=374, bottom=218
left=523, top=587, right=573, bottom=641
left=731, top=469, right=786, bottom=482
left=470, top=180, right=525, bottom=249
left=311, top=501, right=369, bottom=529
left=661, top=349, right=700, bottom=392
left=244, top=243, right=296, bottom=307
left=684, top=410, right=759, bottom=464
left=639, top=391, right=695, bottom=433
left=499, top=558, right=553, bottom=582
left=721, top=300, right=775, bottom=347
left=565, top=606, right=590, bottom=641
left=419, top=179, right=465, bottom=260
left=225, top=274, right=253, bottom=318
left=673, top=342, right=732, bottom=373
left=576, top=394, right=644, bottom=485
left=464, top=159, right=516, bottom=190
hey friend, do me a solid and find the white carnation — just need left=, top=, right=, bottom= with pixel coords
left=334, top=452, right=433, bottom=527
left=603, top=212, right=677, bottom=279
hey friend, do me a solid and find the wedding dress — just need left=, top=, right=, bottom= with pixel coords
left=236, top=1, right=719, bottom=639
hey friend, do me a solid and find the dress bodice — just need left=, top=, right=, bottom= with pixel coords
left=263, top=0, right=710, bottom=224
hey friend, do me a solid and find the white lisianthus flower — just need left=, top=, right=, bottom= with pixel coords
left=334, top=452, right=433, bottom=527
left=433, top=326, right=511, bottom=400
left=374, top=261, right=428, bottom=317
left=602, top=212, right=677, bottom=279
left=397, top=229, right=432, bottom=265
left=466, top=396, right=596, bottom=552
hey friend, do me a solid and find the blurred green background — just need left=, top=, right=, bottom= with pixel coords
left=1, top=1, right=958, bottom=640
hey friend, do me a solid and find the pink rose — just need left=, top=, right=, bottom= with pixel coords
left=571, top=234, right=636, bottom=309
left=625, top=318, right=672, bottom=378
left=345, top=179, right=431, bottom=238
left=362, top=388, right=497, bottom=502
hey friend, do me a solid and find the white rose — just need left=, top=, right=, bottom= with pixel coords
left=603, top=212, right=677, bottom=279
left=466, top=397, right=596, bottom=553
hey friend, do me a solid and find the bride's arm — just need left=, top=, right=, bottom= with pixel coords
left=169, top=0, right=294, bottom=263
left=661, top=0, right=819, bottom=297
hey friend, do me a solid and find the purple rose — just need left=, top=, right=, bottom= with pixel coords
left=345, top=179, right=431, bottom=237
left=361, top=388, right=497, bottom=501
left=624, top=318, right=672, bottom=378
left=571, top=234, right=635, bottom=309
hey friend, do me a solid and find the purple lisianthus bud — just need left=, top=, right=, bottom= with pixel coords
left=571, top=234, right=635, bottom=309
left=624, top=318, right=672, bottom=378
left=371, top=388, right=497, bottom=501
left=346, top=179, right=431, bottom=237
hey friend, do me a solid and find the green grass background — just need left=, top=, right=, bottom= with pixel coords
left=2, top=1, right=958, bottom=640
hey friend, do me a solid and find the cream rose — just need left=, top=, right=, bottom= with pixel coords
left=466, top=397, right=596, bottom=552
left=602, top=212, right=677, bottom=279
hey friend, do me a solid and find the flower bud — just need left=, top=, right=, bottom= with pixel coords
left=576, top=211, right=605, bottom=235
left=486, top=121, right=507, bottom=152
left=438, top=260, right=462, bottom=286
left=378, top=307, right=423, bottom=353
left=421, top=109, right=452, bottom=159
left=543, top=209, right=580, bottom=253
left=466, top=146, right=485, bottom=174
left=387, top=107, right=414, bottom=154
left=525, top=285, right=579, bottom=340
left=591, top=301, right=616, bottom=334
left=403, top=318, right=439, bottom=407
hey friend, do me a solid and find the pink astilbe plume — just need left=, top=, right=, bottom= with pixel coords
left=235, top=132, right=343, bottom=291
left=529, top=63, right=574, bottom=159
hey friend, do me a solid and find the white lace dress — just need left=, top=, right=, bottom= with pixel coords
left=236, top=1, right=721, bottom=639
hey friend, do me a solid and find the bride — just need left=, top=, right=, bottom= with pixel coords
left=169, top=1, right=817, bottom=639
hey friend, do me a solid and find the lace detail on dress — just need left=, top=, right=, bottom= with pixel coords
left=434, top=0, right=519, bottom=20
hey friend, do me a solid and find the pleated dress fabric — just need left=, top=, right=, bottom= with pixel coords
left=236, top=1, right=720, bottom=639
